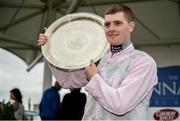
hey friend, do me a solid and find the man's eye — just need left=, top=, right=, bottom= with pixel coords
left=104, top=22, right=110, bottom=27
left=114, top=21, right=121, bottom=25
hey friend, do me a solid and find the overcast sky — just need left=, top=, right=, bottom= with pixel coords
left=0, top=48, right=44, bottom=110
left=0, top=48, right=85, bottom=111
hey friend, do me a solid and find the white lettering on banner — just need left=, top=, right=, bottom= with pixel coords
left=178, top=87, right=180, bottom=95
left=163, top=82, right=176, bottom=95
left=168, top=75, right=178, bottom=80
left=153, top=82, right=180, bottom=95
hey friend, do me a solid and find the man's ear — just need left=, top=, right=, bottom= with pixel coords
left=129, top=21, right=135, bottom=32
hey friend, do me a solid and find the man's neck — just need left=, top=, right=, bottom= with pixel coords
left=110, top=41, right=131, bottom=54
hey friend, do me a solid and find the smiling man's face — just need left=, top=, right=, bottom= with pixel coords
left=104, top=12, right=135, bottom=46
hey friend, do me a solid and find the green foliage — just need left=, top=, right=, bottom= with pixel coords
left=0, top=101, right=16, bottom=120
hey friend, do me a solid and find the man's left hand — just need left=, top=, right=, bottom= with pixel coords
left=85, top=60, right=97, bottom=81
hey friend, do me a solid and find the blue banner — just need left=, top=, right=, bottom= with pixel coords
left=150, top=66, right=180, bottom=107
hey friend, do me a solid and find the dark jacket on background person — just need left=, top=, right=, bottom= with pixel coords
left=39, top=81, right=61, bottom=120
left=59, top=88, right=87, bottom=120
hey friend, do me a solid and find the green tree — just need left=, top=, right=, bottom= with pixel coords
left=0, top=101, right=16, bottom=120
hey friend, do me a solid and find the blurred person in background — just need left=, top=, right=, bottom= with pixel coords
left=39, top=81, right=61, bottom=120
left=10, top=88, right=24, bottom=120
left=59, top=88, right=86, bottom=120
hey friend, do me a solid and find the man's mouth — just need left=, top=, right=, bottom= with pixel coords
left=108, top=33, right=118, bottom=38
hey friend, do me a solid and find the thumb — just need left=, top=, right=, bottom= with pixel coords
left=42, top=27, right=47, bottom=34
left=90, top=60, right=94, bottom=66
left=44, top=27, right=47, bottom=31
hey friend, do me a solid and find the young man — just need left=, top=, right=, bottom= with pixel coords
left=38, top=4, right=158, bottom=120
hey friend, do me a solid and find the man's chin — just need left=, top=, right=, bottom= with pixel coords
left=109, top=43, right=117, bottom=46
left=108, top=40, right=118, bottom=45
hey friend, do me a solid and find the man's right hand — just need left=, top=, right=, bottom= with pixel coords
left=38, top=33, right=48, bottom=46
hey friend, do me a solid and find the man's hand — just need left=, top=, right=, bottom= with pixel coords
left=37, top=27, right=48, bottom=46
left=85, top=60, right=97, bottom=81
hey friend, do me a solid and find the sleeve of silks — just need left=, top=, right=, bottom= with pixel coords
left=85, top=55, right=158, bottom=115
left=48, top=63, right=88, bottom=89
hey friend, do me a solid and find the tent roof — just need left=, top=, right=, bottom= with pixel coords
left=0, top=0, right=180, bottom=71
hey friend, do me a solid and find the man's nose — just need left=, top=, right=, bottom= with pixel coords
left=107, top=23, right=116, bottom=31
left=107, top=25, right=116, bottom=32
